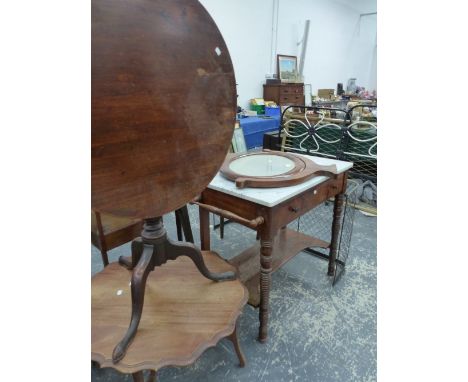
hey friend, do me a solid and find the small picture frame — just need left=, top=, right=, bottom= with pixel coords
left=277, top=54, right=298, bottom=82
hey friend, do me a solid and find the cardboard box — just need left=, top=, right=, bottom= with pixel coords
left=317, top=89, right=335, bottom=99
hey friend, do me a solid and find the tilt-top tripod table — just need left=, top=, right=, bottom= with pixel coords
left=92, top=0, right=240, bottom=370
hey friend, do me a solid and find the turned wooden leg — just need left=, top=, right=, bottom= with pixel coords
left=258, top=236, right=273, bottom=342
left=228, top=322, right=246, bottom=367
left=199, top=206, right=210, bottom=251
left=328, top=193, right=345, bottom=276
left=112, top=245, right=154, bottom=363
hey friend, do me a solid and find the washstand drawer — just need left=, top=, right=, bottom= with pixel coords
left=273, top=175, right=345, bottom=226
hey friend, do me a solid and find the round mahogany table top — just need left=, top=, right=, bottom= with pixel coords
left=92, top=0, right=236, bottom=218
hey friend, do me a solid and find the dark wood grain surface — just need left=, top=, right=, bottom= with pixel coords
left=92, top=0, right=237, bottom=218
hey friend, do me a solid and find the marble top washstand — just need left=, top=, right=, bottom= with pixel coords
left=199, top=153, right=353, bottom=341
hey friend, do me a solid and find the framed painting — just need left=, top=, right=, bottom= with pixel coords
left=277, top=54, right=298, bottom=82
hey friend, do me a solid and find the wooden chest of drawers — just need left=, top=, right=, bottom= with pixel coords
left=263, top=83, right=305, bottom=106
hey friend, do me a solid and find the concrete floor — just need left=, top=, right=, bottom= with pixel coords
left=92, top=205, right=376, bottom=382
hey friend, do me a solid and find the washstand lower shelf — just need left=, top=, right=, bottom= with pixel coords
left=228, top=228, right=329, bottom=307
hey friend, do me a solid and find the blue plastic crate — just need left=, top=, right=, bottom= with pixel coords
left=240, top=116, right=279, bottom=149
left=265, top=106, right=281, bottom=118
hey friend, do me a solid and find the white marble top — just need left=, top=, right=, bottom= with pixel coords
left=208, top=154, right=353, bottom=207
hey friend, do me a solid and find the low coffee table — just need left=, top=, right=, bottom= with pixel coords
left=92, top=251, right=248, bottom=381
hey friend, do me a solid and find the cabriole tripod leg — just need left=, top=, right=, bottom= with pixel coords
left=119, top=239, right=144, bottom=270
left=165, top=239, right=236, bottom=281
left=112, top=246, right=154, bottom=363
